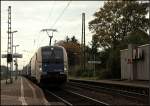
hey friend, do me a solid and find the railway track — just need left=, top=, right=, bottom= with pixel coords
left=28, top=77, right=148, bottom=105
left=69, top=79, right=148, bottom=95
left=67, top=80, right=148, bottom=104
left=44, top=89, right=109, bottom=106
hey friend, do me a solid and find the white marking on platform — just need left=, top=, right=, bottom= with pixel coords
left=19, top=77, right=27, bottom=105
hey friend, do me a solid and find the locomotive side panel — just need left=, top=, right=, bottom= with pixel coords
left=31, top=53, right=36, bottom=79
left=35, top=48, right=42, bottom=83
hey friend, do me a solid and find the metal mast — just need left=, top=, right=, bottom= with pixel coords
left=81, top=13, right=85, bottom=72
left=7, top=6, right=13, bottom=84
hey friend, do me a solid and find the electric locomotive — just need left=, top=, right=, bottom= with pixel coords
left=30, top=46, right=68, bottom=86
left=22, top=63, right=31, bottom=78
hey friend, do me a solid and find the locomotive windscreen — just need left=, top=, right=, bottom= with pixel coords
left=42, top=47, right=63, bottom=64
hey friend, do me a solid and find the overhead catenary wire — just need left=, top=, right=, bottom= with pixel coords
left=38, top=1, right=71, bottom=47
left=51, top=1, right=71, bottom=29
left=44, top=1, right=56, bottom=27
left=35, top=1, right=56, bottom=50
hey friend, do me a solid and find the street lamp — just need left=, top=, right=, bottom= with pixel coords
left=13, top=45, right=19, bottom=53
left=10, top=30, right=18, bottom=83
left=11, top=30, right=18, bottom=69
left=11, top=30, right=18, bottom=55
left=13, top=44, right=19, bottom=80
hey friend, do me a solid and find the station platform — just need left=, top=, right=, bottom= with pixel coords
left=69, top=77, right=149, bottom=88
left=94, top=79, right=149, bottom=88
left=1, top=76, right=50, bottom=105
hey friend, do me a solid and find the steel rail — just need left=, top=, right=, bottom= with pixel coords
left=68, top=81, right=148, bottom=102
left=69, top=80, right=148, bottom=96
left=45, top=88, right=109, bottom=106
left=69, top=79, right=148, bottom=95
left=46, top=89, right=73, bottom=106
left=66, top=89, right=109, bottom=106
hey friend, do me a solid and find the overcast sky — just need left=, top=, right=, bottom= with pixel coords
left=1, top=1, right=104, bottom=69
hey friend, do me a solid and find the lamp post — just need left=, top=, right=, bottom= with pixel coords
left=13, top=44, right=19, bottom=80
left=11, top=31, right=18, bottom=56
left=10, top=30, right=17, bottom=82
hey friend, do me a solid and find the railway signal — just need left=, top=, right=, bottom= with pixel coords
left=7, top=54, right=13, bottom=63
left=2, top=53, right=23, bottom=80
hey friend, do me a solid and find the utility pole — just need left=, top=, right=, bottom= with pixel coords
left=81, top=13, right=85, bottom=72
left=13, top=45, right=19, bottom=80
left=41, top=29, right=57, bottom=46
left=93, top=54, right=96, bottom=79
left=7, top=6, right=13, bottom=84
left=148, top=0, right=150, bottom=105
left=2, top=6, right=20, bottom=84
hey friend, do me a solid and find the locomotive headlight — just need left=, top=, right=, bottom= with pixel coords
left=64, top=67, right=67, bottom=71
left=39, top=67, right=42, bottom=71
left=39, top=66, right=42, bottom=72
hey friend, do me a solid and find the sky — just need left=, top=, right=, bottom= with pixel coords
left=1, top=1, right=104, bottom=69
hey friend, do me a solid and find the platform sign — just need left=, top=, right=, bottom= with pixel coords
left=13, top=53, right=23, bottom=58
left=2, top=54, right=23, bottom=58
left=88, top=61, right=101, bottom=64
left=2, top=54, right=7, bottom=58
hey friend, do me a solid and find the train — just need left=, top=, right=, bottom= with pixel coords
left=22, top=46, right=68, bottom=86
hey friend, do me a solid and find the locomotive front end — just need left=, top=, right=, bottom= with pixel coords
left=40, top=46, right=67, bottom=84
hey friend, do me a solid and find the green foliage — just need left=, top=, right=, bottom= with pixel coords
left=88, top=1, right=149, bottom=79
left=89, top=1, right=149, bottom=49
left=74, top=69, right=94, bottom=77
left=96, top=69, right=111, bottom=79
left=125, top=28, right=149, bottom=45
left=56, top=36, right=81, bottom=67
left=106, top=48, right=121, bottom=78
left=59, top=1, right=149, bottom=80
left=0, top=65, right=7, bottom=80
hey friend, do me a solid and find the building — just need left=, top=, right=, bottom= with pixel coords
left=120, top=44, right=150, bottom=80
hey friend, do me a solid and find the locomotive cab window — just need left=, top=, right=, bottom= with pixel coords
left=42, top=47, right=63, bottom=64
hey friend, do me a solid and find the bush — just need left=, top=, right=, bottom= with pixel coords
left=96, top=69, right=111, bottom=79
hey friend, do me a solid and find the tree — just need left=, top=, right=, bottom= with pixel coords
left=89, top=1, right=149, bottom=79
left=56, top=36, right=81, bottom=67
left=126, top=28, right=149, bottom=45
left=71, top=36, right=78, bottom=43
left=0, top=65, right=7, bottom=80
left=66, top=36, right=70, bottom=43
left=89, top=1, right=149, bottom=49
